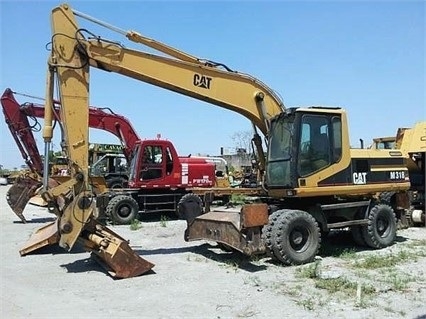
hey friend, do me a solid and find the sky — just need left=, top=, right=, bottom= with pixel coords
left=0, top=0, right=424, bottom=169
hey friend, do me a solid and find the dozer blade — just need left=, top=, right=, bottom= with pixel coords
left=6, top=176, right=42, bottom=223
left=84, top=222, right=155, bottom=279
left=19, top=220, right=59, bottom=256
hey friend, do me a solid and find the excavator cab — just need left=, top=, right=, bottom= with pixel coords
left=266, top=107, right=343, bottom=190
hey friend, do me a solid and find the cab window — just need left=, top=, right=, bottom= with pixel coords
left=140, top=145, right=163, bottom=180
left=298, top=115, right=331, bottom=176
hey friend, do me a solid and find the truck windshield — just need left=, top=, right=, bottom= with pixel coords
left=128, top=145, right=140, bottom=182
left=266, top=115, right=293, bottom=188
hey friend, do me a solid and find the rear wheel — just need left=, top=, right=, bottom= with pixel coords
left=271, top=210, right=321, bottom=265
left=362, top=204, right=396, bottom=248
left=106, top=195, right=139, bottom=225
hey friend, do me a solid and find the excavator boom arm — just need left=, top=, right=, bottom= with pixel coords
left=51, top=4, right=285, bottom=139
left=6, top=91, right=141, bottom=163
left=1, top=88, right=44, bottom=173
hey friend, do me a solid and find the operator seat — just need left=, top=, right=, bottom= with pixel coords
left=311, top=133, right=330, bottom=170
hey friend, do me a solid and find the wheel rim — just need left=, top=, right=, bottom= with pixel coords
left=118, top=204, right=131, bottom=218
left=376, top=216, right=390, bottom=237
left=289, top=226, right=310, bottom=252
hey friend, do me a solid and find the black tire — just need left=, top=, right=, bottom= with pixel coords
left=177, top=193, right=203, bottom=223
left=268, top=205, right=280, bottom=215
left=271, top=210, right=321, bottom=265
left=106, top=195, right=139, bottom=225
left=261, top=209, right=288, bottom=260
left=362, top=204, right=396, bottom=248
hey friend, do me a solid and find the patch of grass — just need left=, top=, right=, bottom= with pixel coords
left=339, top=248, right=358, bottom=260
left=160, top=215, right=169, bottom=227
left=315, top=277, right=375, bottom=296
left=406, top=239, right=426, bottom=248
left=294, top=293, right=329, bottom=311
left=231, top=194, right=246, bottom=205
left=243, top=276, right=261, bottom=287
left=129, top=219, right=142, bottom=231
left=296, top=297, right=316, bottom=311
left=319, top=244, right=358, bottom=259
left=383, top=305, right=407, bottom=316
left=383, top=271, right=415, bottom=291
left=220, top=260, right=240, bottom=273
left=355, top=250, right=415, bottom=269
left=278, top=284, right=303, bottom=298
left=296, top=260, right=321, bottom=279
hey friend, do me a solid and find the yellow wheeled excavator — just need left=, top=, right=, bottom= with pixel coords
left=16, top=3, right=418, bottom=278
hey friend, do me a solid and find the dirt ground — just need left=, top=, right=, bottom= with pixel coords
left=0, top=185, right=425, bottom=319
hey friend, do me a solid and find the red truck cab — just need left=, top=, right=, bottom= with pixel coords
left=128, top=138, right=215, bottom=189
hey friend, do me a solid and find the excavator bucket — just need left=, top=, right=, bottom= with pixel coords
left=6, top=176, right=42, bottom=223
left=84, top=222, right=155, bottom=279
left=19, top=220, right=59, bottom=256
left=19, top=218, right=153, bottom=278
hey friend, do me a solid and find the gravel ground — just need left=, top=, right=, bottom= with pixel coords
left=0, top=185, right=425, bottom=319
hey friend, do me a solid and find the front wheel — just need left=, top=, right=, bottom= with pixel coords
left=271, top=210, right=321, bottom=265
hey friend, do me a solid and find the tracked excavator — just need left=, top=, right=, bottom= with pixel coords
left=16, top=3, right=417, bottom=278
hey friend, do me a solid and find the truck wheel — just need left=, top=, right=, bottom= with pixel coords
left=262, top=209, right=288, bottom=260
left=106, top=195, right=139, bottom=225
left=362, top=204, right=396, bottom=248
left=177, top=193, right=203, bottom=223
left=272, top=210, right=320, bottom=265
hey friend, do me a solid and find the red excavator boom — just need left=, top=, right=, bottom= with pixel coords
left=1, top=88, right=141, bottom=221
